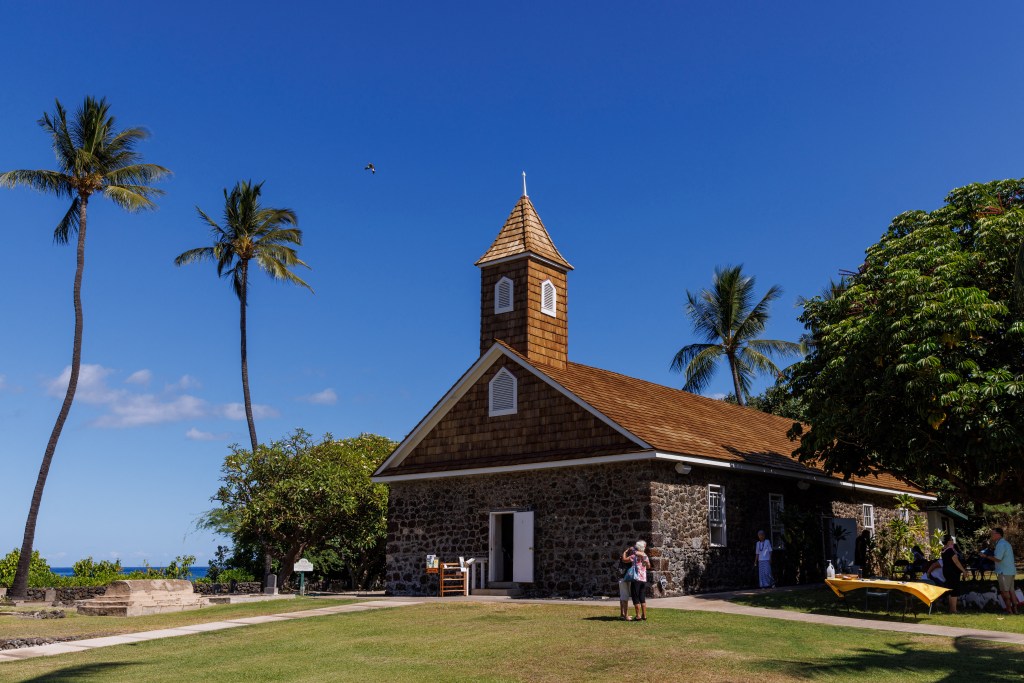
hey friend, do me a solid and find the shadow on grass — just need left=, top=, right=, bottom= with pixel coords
left=581, top=616, right=630, bottom=622
left=775, top=636, right=1024, bottom=681
left=17, top=662, right=137, bottom=682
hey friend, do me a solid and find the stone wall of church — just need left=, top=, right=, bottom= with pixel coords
left=384, top=460, right=911, bottom=598
left=385, top=461, right=652, bottom=597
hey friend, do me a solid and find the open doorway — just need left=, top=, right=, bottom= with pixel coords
left=489, top=511, right=534, bottom=583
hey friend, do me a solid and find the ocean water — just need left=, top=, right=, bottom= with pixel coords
left=51, top=567, right=209, bottom=580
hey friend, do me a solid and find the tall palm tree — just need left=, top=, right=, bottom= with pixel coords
left=174, top=180, right=311, bottom=453
left=0, top=97, right=169, bottom=599
left=670, top=265, right=802, bottom=406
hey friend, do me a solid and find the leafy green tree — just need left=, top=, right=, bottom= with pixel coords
left=174, top=180, right=311, bottom=454
left=671, top=265, right=802, bottom=405
left=790, top=179, right=1024, bottom=505
left=0, top=97, right=169, bottom=599
left=200, top=431, right=395, bottom=589
left=0, top=549, right=54, bottom=589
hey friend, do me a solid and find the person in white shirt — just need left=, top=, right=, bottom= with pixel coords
left=754, top=530, right=774, bottom=588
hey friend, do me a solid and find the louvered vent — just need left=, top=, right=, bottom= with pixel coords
left=540, top=280, right=557, bottom=317
left=495, top=277, right=514, bottom=314
left=488, top=368, right=517, bottom=416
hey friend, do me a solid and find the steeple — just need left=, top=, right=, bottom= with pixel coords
left=475, top=194, right=573, bottom=271
left=477, top=189, right=571, bottom=368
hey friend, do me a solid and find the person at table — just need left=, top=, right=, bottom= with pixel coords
left=940, top=535, right=966, bottom=613
left=754, top=530, right=774, bottom=588
left=922, top=558, right=944, bottom=585
left=991, top=527, right=1019, bottom=615
left=910, top=545, right=928, bottom=572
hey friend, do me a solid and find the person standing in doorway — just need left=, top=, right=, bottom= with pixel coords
left=618, top=544, right=636, bottom=620
left=629, top=540, right=651, bottom=621
left=991, top=527, right=1019, bottom=615
left=754, top=530, right=774, bottom=588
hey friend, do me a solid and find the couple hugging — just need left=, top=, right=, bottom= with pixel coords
left=618, top=539, right=651, bottom=621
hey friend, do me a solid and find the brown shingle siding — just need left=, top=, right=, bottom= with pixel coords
left=390, top=356, right=641, bottom=474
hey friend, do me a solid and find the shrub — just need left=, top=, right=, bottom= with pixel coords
left=0, top=549, right=56, bottom=588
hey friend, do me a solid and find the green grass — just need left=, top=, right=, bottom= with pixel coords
left=2, top=602, right=1023, bottom=682
left=731, top=586, right=1024, bottom=634
left=0, top=597, right=356, bottom=641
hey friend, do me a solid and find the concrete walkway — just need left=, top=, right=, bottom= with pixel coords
left=0, top=599, right=421, bottom=664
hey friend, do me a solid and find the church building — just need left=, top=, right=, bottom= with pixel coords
left=372, top=187, right=934, bottom=597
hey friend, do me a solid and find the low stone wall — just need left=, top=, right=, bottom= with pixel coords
left=21, top=586, right=107, bottom=605
left=192, top=581, right=262, bottom=595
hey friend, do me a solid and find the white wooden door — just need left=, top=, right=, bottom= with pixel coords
left=512, top=511, right=534, bottom=583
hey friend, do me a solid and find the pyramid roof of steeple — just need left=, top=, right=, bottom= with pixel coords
left=475, top=195, right=573, bottom=270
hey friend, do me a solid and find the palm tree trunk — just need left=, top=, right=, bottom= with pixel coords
left=10, top=195, right=89, bottom=599
left=237, top=261, right=273, bottom=586
left=728, top=352, right=745, bottom=406
left=238, top=261, right=258, bottom=454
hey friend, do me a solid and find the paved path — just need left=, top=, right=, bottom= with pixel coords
left=0, top=599, right=421, bottom=664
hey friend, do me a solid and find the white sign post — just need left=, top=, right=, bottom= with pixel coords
left=294, top=558, right=314, bottom=595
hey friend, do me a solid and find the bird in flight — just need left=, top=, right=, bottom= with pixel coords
left=364, top=163, right=375, bottom=174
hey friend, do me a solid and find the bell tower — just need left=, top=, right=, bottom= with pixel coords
left=476, top=182, right=572, bottom=368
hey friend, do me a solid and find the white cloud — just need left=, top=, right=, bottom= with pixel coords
left=125, top=369, right=153, bottom=385
left=298, top=388, right=338, bottom=405
left=166, top=374, right=201, bottom=392
left=711, top=393, right=727, bottom=400
left=219, top=403, right=280, bottom=420
left=47, top=364, right=120, bottom=403
left=185, top=427, right=227, bottom=441
left=44, top=364, right=278, bottom=429
left=93, top=394, right=208, bottom=428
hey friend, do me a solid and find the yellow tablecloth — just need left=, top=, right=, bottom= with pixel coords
left=825, top=578, right=950, bottom=606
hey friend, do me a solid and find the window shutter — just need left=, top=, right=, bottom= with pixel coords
left=540, top=280, right=556, bottom=317
left=489, top=368, right=517, bottom=416
left=495, top=277, right=514, bottom=314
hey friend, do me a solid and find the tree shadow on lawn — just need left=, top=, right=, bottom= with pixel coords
left=16, top=662, right=137, bottom=682
left=774, top=636, right=1024, bottom=681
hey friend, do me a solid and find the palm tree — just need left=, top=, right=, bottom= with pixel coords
left=0, top=97, right=169, bottom=599
left=670, top=265, right=802, bottom=406
left=174, top=180, right=311, bottom=454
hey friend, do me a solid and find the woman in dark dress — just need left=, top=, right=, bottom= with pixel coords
left=941, top=535, right=967, bottom=613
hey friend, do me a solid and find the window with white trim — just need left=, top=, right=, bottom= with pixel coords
left=709, top=485, right=727, bottom=547
left=862, top=504, right=875, bottom=534
left=897, top=508, right=910, bottom=523
left=540, top=279, right=557, bottom=317
left=488, top=367, right=518, bottom=416
left=769, top=493, right=785, bottom=549
left=494, top=276, right=514, bottom=314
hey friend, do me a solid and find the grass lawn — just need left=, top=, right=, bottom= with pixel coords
left=731, top=586, right=1024, bottom=635
left=2, top=602, right=1023, bottom=682
left=0, top=597, right=356, bottom=641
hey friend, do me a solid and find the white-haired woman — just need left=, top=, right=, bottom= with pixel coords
left=628, top=539, right=651, bottom=621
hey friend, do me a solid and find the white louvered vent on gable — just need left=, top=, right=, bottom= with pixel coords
left=488, top=367, right=518, bottom=416
left=540, top=279, right=557, bottom=317
left=495, top=276, right=514, bottom=314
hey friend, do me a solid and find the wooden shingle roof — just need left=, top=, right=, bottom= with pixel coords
left=475, top=195, right=573, bottom=270
left=529, top=352, right=925, bottom=495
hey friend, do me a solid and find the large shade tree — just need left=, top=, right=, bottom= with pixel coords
left=0, top=97, right=169, bottom=599
left=174, top=180, right=311, bottom=453
left=789, top=179, right=1024, bottom=506
left=671, top=265, right=802, bottom=405
left=199, top=431, right=395, bottom=589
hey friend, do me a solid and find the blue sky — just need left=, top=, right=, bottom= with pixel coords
left=1, top=2, right=1022, bottom=565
